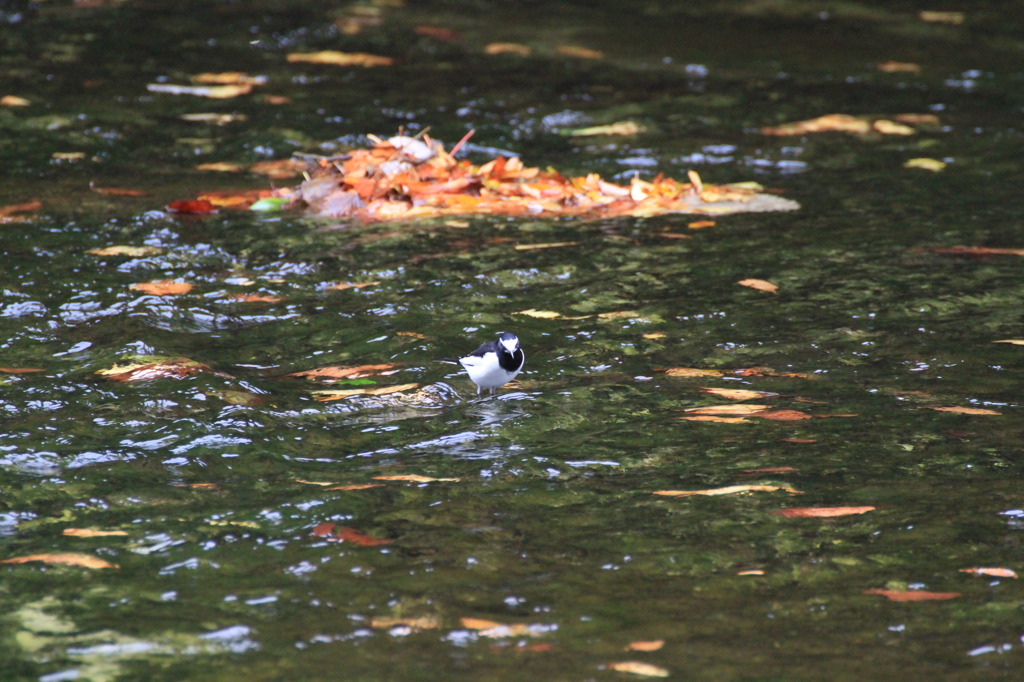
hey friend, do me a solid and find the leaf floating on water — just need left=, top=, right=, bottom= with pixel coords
left=919, top=10, right=964, bottom=24
left=147, top=83, right=253, bottom=98
left=737, top=569, right=766, bottom=576
left=607, top=661, right=670, bottom=678
left=328, top=281, right=380, bottom=290
left=191, top=72, right=266, bottom=85
left=762, top=114, right=871, bottom=136
left=752, top=409, right=813, bottom=421
left=287, top=50, right=395, bottom=67
left=96, top=357, right=227, bottom=382
left=904, top=158, right=946, bottom=172
left=876, top=61, right=921, bottom=73
left=88, top=245, right=163, bottom=257
left=872, top=119, right=915, bottom=135
left=960, top=567, right=1017, bottom=578
left=994, top=339, right=1024, bottom=346
left=688, top=220, right=716, bottom=229
left=685, top=404, right=771, bottom=415
left=661, top=367, right=725, bottom=378
left=196, top=162, right=246, bottom=172
left=373, top=474, right=461, bottom=483
left=249, top=159, right=306, bottom=179
left=1, top=94, right=30, bottom=106
left=62, top=528, right=129, bottom=537
left=738, top=278, right=779, bottom=293
left=863, top=588, right=960, bottom=602
left=0, top=367, right=44, bottom=374
left=167, top=199, right=217, bottom=214
left=129, top=280, right=193, bottom=296
left=289, top=363, right=400, bottom=381
left=460, top=617, right=549, bottom=638
left=89, top=184, right=148, bottom=197
left=0, top=553, right=119, bottom=569
left=227, top=293, right=284, bottom=303
left=556, top=45, right=604, bottom=59
left=653, top=484, right=802, bottom=497
left=927, top=406, right=1000, bottom=415
left=0, top=200, right=43, bottom=222
left=312, top=383, right=418, bottom=400
left=679, top=415, right=752, bottom=423
left=916, top=246, right=1024, bottom=257
left=514, top=241, right=579, bottom=251
left=311, top=522, right=391, bottom=546
left=370, top=615, right=441, bottom=630
left=326, top=484, right=385, bottom=491
left=772, top=506, right=875, bottom=518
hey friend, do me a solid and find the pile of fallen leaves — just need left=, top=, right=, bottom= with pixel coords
left=284, top=133, right=799, bottom=221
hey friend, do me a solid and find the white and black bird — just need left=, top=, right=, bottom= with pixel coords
left=440, top=332, right=525, bottom=395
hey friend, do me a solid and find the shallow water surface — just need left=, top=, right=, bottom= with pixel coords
left=2, top=1, right=1024, bottom=680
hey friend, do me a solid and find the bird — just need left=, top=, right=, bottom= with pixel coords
left=439, top=332, right=525, bottom=395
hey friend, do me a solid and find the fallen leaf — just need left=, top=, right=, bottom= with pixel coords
left=738, top=278, right=778, bottom=293
left=414, top=25, right=460, bottom=41
left=96, top=357, right=226, bottom=382
left=1, top=95, right=30, bottom=107
left=180, top=112, right=248, bottom=125
left=89, top=184, right=148, bottom=197
left=63, top=528, right=129, bottom=537
left=373, top=474, right=461, bottom=483
left=679, top=415, right=752, bottom=423
left=87, top=245, right=163, bottom=257
left=872, top=119, right=916, bottom=135
left=191, top=72, right=266, bottom=85
left=0, top=200, right=43, bottom=221
left=129, top=280, right=193, bottom=296
left=167, top=199, right=217, bottom=214
left=556, top=45, right=603, bottom=59
left=626, top=640, right=664, bottom=652
left=147, top=83, right=253, bottom=98
left=685, top=404, right=771, bottom=415
left=737, top=569, right=766, bottom=576
left=0, top=367, right=45, bottom=374
left=313, top=383, right=418, bottom=400
left=863, top=588, right=960, bottom=602
left=227, top=293, right=283, bottom=303
left=894, top=113, right=940, bottom=125
left=780, top=438, right=817, bottom=443
left=772, top=506, right=875, bottom=518
left=699, top=388, right=773, bottom=401
left=960, top=567, right=1017, bottom=579
left=876, top=61, right=921, bottom=73
left=288, top=363, right=400, bottom=380
left=607, top=661, right=670, bottom=678
left=642, top=332, right=666, bottom=340
left=484, top=42, right=532, bottom=56
left=919, top=10, right=964, bottom=24
left=564, top=121, right=645, bottom=137
left=311, top=522, right=390, bottom=546
left=0, top=553, right=118, bottom=569
left=461, top=617, right=503, bottom=630
left=917, top=246, right=1024, bottom=257
left=196, top=162, right=247, bottom=172
left=517, top=309, right=566, bottom=319
left=762, top=114, right=871, bottom=136
left=994, top=339, right=1024, bottom=346
left=52, top=152, right=86, bottom=161
left=287, top=50, right=394, bottom=67
left=326, top=484, right=385, bottom=491
left=249, top=159, right=306, bottom=179
left=397, top=331, right=426, bottom=339
left=928, top=406, right=1000, bottom=415
left=904, top=157, right=946, bottom=172
left=752, top=409, right=813, bottom=421
left=688, top=220, right=716, bottom=229
left=653, top=484, right=801, bottom=497
left=460, top=618, right=546, bottom=638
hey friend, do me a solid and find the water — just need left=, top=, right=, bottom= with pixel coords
left=2, top=1, right=1024, bottom=679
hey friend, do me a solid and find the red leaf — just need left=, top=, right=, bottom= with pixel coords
left=773, top=506, right=875, bottom=518
left=311, top=522, right=390, bottom=546
left=167, top=199, right=217, bottom=214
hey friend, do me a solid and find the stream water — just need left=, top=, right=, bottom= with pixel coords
left=3, top=1, right=1024, bottom=680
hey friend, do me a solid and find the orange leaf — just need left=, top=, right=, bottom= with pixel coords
left=626, top=640, right=664, bottom=652
left=129, top=280, right=193, bottom=296
left=737, top=569, right=766, bottom=576
left=654, top=484, right=801, bottom=497
left=607, top=661, right=670, bottom=678
left=556, top=45, right=603, bottom=59
left=312, top=383, right=418, bottom=400
left=289, top=363, right=400, bottom=380
left=311, top=522, right=390, bottom=546
left=688, top=220, right=716, bottom=229
left=484, top=42, right=532, bottom=56
left=752, top=409, right=813, bottom=421
left=287, top=51, right=394, bottom=67
left=862, top=588, right=960, bottom=602
left=89, top=184, right=148, bottom=197
left=685, top=404, right=770, bottom=415
left=62, top=528, right=129, bottom=537
left=461, top=617, right=504, bottom=630
left=960, top=567, right=1018, bottom=578
left=0, top=367, right=44, bottom=374
left=700, top=387, right=774, bottom=400
left=227, top=293, right=283, bottom=303
left=0, top=200, right=43, bottom=219
left=0, top=553, right=119, bottom=569
left=773, top=506, right=875, bottom=518
left=738, top=278, right=779, bottom=293
left=928, top=406, right=1000, bottom=415
left=326, top=484, right=385, bottom=491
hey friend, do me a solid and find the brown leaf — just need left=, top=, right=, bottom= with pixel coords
left=607, top=661, right=670, bottom=678
left=371, top=615, right=440, bottom=630
left=0, top=367, right=44, bottom=374
left=196, top=162, right=246, bottom=172
left=876, top=61, right=921, bottom=73
left=959, top=567, right=1018, bottom=578
left=685, top=404, right=771, bottom=415
left=96, top=357, right=225, bottom=382
left=89, top=184, right=148, bottom=197
left=738, top=278, right=779, bottom=293
left=63, top=528, right=129, bottom=537
left=662, top=367, right=725, bottom=378
left=773, top=506, right=875, bottom=518
left=0, top=553, right=119, bottom=569
left=288, top=363, right=400, bottom=380
left=918, top=246, right=1024, bottom=257
left=312, top=383, right=418, bottom=401
left=129, top=280, right=193, bottom=296
left=0, top=200, right=43, bottom=220
left=653, top=484, right=801, bottom=497
left=414, top=25, right=460, bottom=41
left=326, top=484, right=385, bottom=491
left=287, top=50, right=394, bottom=67
left=928, top=406, right=1000, bottom=415
left=862, top=588, right=960, bottom=602
left=249, top=159, right=306, bottom=179
left=556, top=45, right=603, bottom=59
left=227, top=293, right=284, bottom=303
left=780, top=437, right=817, bottom=443
left=752, top=409, right=813, bottom=421
left=373, top=474, right=461, bottom=483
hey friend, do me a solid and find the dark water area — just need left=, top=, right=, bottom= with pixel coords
left=3, top=1, right=1024, bottom=680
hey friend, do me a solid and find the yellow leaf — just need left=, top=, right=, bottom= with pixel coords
left=662, top=367, right=724, bottom=378
left=312, top=383, right=418, bottom=401
left=738, top=278, right=778, bottom=293
left=872, top=119, right=916, bottom=135
left=516, top=309, right=565, bottom=319
left=87, top=245, right=163, bottom=257
left=653, top=484, right=802, bottom=497
left=565, top=121, right=645, bottom=137
left=626, top=640, right=664, bottom=652
left=919, top=10, right=964, bottom=24
left=191, top=72, right=266, bottom=85
left=994, top=339, right=1024, bottom=346
left=688, top=220, right=716, bottom=229
left=737, top=569, right=766, bottom=576
left=62, top=528, right=129, bottom=537
left=196, top=162, right=246, bottom=172
left=904, top=157, right=946, bottom=172
left=642, top=332, right=666, bottom=340
left=607, top=661, right=670, bottom=678
left=0, top=553, right=118, bottom=569
left=286, top=51, right=394, bottom=67
left=514, top=241, right=578, bottom=250
left=370, top=615, right=440, bottom=630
